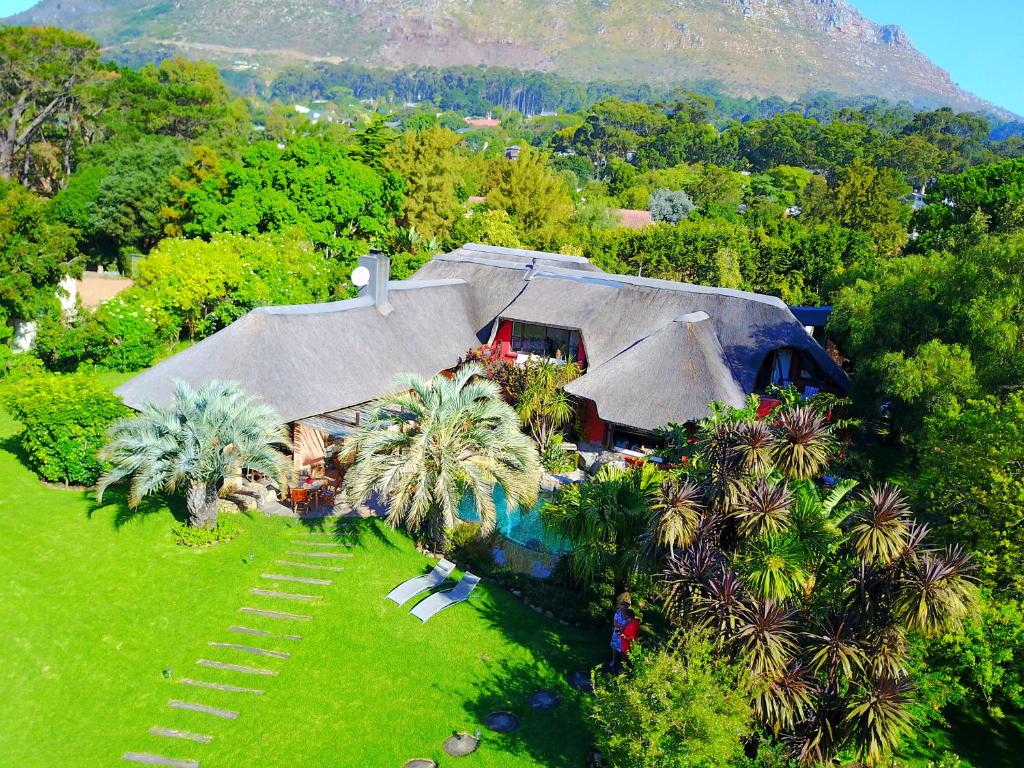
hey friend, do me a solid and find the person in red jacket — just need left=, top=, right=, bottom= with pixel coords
left=615, top=609, right=641, bottom=673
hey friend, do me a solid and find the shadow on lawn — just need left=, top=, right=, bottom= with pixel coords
left=461, top=589, right=605, bottom=767
left=293, top=516, right=397, bottom=549
left=86, top=487, right=185, bottom=529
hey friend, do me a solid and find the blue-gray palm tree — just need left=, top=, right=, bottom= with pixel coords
left=96, top=380, right=291, bottom=529
left=342, top=363, right=542, bottom=547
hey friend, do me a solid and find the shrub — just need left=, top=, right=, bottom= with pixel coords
left=449, top=522, right=498, bottom=571
left=3, top=371, right=130, bottom=485
left=171, top=516, right=240, bottom=547
left=649, top=187, right=695, bottom=223
left=590, top=631, right=754, bottom=768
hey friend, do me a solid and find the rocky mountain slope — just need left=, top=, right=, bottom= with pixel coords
left=5, top=0, right=1009, bottom=115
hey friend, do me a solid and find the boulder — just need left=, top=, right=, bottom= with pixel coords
left=590, top=451, right=627, bottom=474
left=540, top=469, right=585, bottom=492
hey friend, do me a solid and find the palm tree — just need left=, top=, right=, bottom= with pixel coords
left=514, top=356, right=581, bottom=455
left=773, top=407, right=835, bottom=480
left=541, top=461, right=661, bottom=596
left=96, top=379, right=291, bottom=529
left=342, top=364, right=541, bottom=548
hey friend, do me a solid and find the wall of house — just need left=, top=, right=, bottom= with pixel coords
left=579, top=398, right=607, bottom=446
left=495, top=319, right=513, bottom=345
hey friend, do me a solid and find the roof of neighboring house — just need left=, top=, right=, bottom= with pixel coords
left=565, top=312, right=747, bottom=430
left=465, top=117, right=501, bottom=127
left=613, top=208, right=654, bottom=229
left=76, top=272, right=133, bottom=309
left=115, top=280, right=481, bottom=423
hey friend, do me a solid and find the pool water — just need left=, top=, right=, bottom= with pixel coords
left=457, top=485, right=567, bottom=554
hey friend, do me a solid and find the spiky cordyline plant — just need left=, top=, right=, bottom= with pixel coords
left=651, top=477, right=704, bottom=555
left=805, top=612, right=866, bottom=684
left=756, top=660, right=815, bottom=733
left=662, top=543, right=721, bottom=623
left=96, top=379, right=291, bottom=529
left=734, top=420, right=776, bottom=477
left=733, top=599, right=799, bottom=677
left=773, top=406, right=835, bottom=480
left=694, top=568, right=747, bottom=642
left=845, top=675, right=915, bottom=766
left=850, top=483, right=912, bottom=565
left=734, top=478, right=793, bottom=537
left=342, top=364, right=541, bottom=548
left=897, top=544, right=977, bottom=635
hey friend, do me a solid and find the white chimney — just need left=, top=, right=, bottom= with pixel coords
left=359, top=249, right=393, bottom=316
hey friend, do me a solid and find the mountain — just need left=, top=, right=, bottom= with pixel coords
left=4, top=0, right=1012, bottom=117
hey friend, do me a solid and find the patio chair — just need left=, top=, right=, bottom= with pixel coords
left=290, top=487, right=311, bottom=515
left=385, top=559, right=456, bottom=605
left=409, top=572, right=481, bottom=623
left=317, top=478, right=339, bottom=510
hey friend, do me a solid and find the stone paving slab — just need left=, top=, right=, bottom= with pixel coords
left=249, top=588, right=321, bottom=602
left=195, top=659, right=278, bottom=676
left=275, top=559, right=345, bottom=572
left=284, top=550, right=352, bottom=559
left=123, top=752, right=199, bottom=767
left=168, top=700, right=239, bottom=720
left=290, top=540, right=347, bottom=547
left=179, top=678, right=264, bottom=695
left=227, top=625, right=301, bottom=641
left=149, top=727, right=213, bottom=744
left=260, top=573, right=332, bottom=586
left=208, top=642, right=289, bottom=659
left=238, top=607, right=313, bottom=621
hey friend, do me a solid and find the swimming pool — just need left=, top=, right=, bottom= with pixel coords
left=457, top=485, right=567, bottom=554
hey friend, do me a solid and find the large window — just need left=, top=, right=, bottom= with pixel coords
left=510, top=321, right=582, bottom=362
left=756, top=347, right=828, bottom=392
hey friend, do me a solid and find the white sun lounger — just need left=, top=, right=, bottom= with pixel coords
left=410, top=572, right=481, bottom=623
left=385, top=559, right=456, bottom=605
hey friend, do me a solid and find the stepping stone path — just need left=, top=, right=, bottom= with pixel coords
left=123, top=753, right=199, bottom=767
left=196, top=659, right=278, bottom=676
left=228, top=625, right=302, bottom=641
left=442, top=733, right=480, bottom=757
left=285, top=550, right=352, bottom=558
left=261, top=573, right=332, bottom=585
left=529, top=689, right=562, bottom=711
left=179, top=678, right=264, bottom=695
left=484, top=711, right=520, bottom=733
left=239, top=607, right=313, bottom=621
left=249, top=588, right=321, bottom=602
left=403, top=760, right=437, bottom=768
left=122, top=533, right=348, bottom=766
left=208, top=642, right=290, bottom=659
left=275, top=559, right=345, bottom=572
left=149, top=727, right=213, bottom=744
left=167, top=701, right=239, bottom=720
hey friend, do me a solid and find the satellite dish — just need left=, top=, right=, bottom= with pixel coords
left=351, top=265, right=370, bottom=288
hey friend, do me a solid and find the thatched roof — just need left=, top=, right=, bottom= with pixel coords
left=117, top=243, right=847, bottom=432
left=115, top=280, right=480, bottom=423
left=565, top=311, right=747, bottom=430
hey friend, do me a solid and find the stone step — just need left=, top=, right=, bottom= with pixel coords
left=179, top=678, right=264, bottom=695
left=249, top=588, right=321, bottom=602
left=238, top=607, right=313, bottom=621
left=284, top=550, right=352, bottom=559
left=195, top=659, right=278, bottom=676
left=290, top=540, right=346, bottom=547
left=123, top=752, right=199, bottom=767
left=149, top=726, right=213, bottom=744
left=275, top=560, right=344, bottom=572
left=168, top=700, right=239, bottom=720
left=228, top=626, right=301, bottom=642
left=208, top=642, right=290, bottom=659
left=261, top=573, right=332, bottom=586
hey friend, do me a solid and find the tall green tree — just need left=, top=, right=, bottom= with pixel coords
left=485, top=147, right=572, bottom=247
left=343, top=364, right=542, bottom=548
left=0, top=181, right=80, bottom=330
left=385, top=126, right=467, bottom=243
left=97, top=380, right=291, bottom=529
left=0, top=27, right=99, bottom=190
left=814, top=159, right=911, bottom=254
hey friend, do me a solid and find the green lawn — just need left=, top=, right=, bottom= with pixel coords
left=0, top=405, right=604, bottom=767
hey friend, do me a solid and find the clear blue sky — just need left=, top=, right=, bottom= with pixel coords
left=2, top=0, right=1021, bottom=116
left=852, top=0, right=1024, bottom=117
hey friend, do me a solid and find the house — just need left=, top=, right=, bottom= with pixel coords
left=465, top=117, right=501, bottom=128
left=116, top=244, right=847, bottom=463
left=612, top=208, right=654, bottom=230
